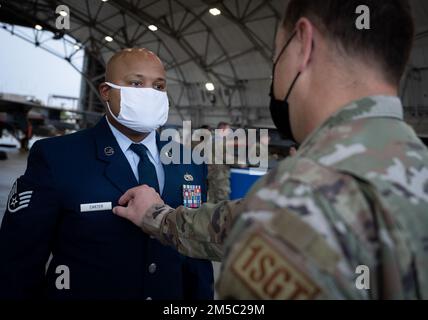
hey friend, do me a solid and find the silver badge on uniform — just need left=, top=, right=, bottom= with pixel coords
left=184, top=173, right=194, bottom=182
left=104, top=146, right=114, bottom=156
left=7, top=180, right=33, bottom=213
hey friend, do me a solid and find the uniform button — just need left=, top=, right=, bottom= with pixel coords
left=146, top=297, right=152, bottom=300
left=148, top=263, right=157, bottom=274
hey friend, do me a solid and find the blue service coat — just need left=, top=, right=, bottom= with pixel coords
left=0, top=117, right=213, bottom=300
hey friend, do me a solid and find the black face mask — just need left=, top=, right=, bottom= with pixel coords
left=269, top=32, right=301, bottom=142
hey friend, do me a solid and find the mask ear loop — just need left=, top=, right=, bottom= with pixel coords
left=104, top=82, right=121, bottom=119
left=105, top=82, right=122, bottom=90
left=270, top=31, right=297, bottom=98
left=273, top=31, right=297, bottom=66
left=105, top=101, right=119, bottom=121
left=285, top=72, right=301, bottom=101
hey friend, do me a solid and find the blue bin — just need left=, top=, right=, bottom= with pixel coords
left=230, top=168, right=267, bottom=200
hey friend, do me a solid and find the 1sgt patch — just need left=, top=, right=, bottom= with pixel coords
left=230, top=232, right=321, bottom=300
left=182, top=184, right=202, bottom=208
left=7, top=180, right=33, bottom=213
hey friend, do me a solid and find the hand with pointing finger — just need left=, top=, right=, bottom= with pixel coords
left=113, top=185, right=164, bottom=228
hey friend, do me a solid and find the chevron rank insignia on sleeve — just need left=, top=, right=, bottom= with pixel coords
left=7, top=180, right=33, bottom=213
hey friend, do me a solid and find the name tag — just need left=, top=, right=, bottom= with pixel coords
left=80, top=202, right=112, bottom=212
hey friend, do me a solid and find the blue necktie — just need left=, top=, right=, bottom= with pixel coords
left=129, top=143, right=160, bottom=193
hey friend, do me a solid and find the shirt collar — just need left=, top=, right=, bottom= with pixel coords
left=326, top=95, right=403, bottom=124
left=300, top=95, right=404, bottom=149
left=105, top=116, right=160, bottom=163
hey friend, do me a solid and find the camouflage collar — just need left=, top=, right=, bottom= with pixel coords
left=330, top=95, right=403, bottom=122
left=301, top=95, right=403, bottom=148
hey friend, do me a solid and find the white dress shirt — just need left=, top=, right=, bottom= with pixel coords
left=106, top=117, right=165, bottom=194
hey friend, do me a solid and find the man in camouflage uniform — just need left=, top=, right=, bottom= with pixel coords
left=113, top=0, right=428, bottom=299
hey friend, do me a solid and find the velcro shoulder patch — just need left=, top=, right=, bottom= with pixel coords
left=230, top=232, right=321, bottom=300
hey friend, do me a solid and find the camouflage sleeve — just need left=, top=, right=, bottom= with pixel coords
left=215, top=158, right=377, bottom=299
left=140, top=200, right=246, bottom=261
left=216, top=207, right=359, bottom=300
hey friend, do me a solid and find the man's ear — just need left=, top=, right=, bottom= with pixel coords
left=295, top=17, right=314, bottom=71
left=99, top=82, right=110, bottom=102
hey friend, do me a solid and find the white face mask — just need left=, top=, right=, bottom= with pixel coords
left=105, top=82, right=169, bottom=133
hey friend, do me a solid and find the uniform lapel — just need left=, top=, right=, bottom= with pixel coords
left=93, top=117, right=138, bottom=194
left=156, top=133, right=183, bottom=199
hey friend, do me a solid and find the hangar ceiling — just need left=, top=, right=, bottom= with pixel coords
left=0, top=0, right=427, bottom=132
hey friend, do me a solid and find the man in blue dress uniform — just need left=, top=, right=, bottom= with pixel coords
left=0, top=48, right=213, bottom=300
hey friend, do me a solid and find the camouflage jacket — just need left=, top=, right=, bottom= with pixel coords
left=142, top=96, right=428, bottom=299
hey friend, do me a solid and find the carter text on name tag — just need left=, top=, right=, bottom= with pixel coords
left=80, top=202, right=112, bottom=212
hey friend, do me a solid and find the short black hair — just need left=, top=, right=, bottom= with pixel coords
left=283, top=0, right=415, bottom=85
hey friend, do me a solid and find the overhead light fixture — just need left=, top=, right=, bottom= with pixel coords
left=104, top=35, right=113, bottom=42
left=101, top=0, right=108, bottom=2
left=205, top=82, right=215, bottom=91
left=148, top=25, right=158, bottom=32
left=35, top=24, right=43, bottom=31
left=59, top=10, right=68, bottom=17
left=209, top=8, right=221, bottom=16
